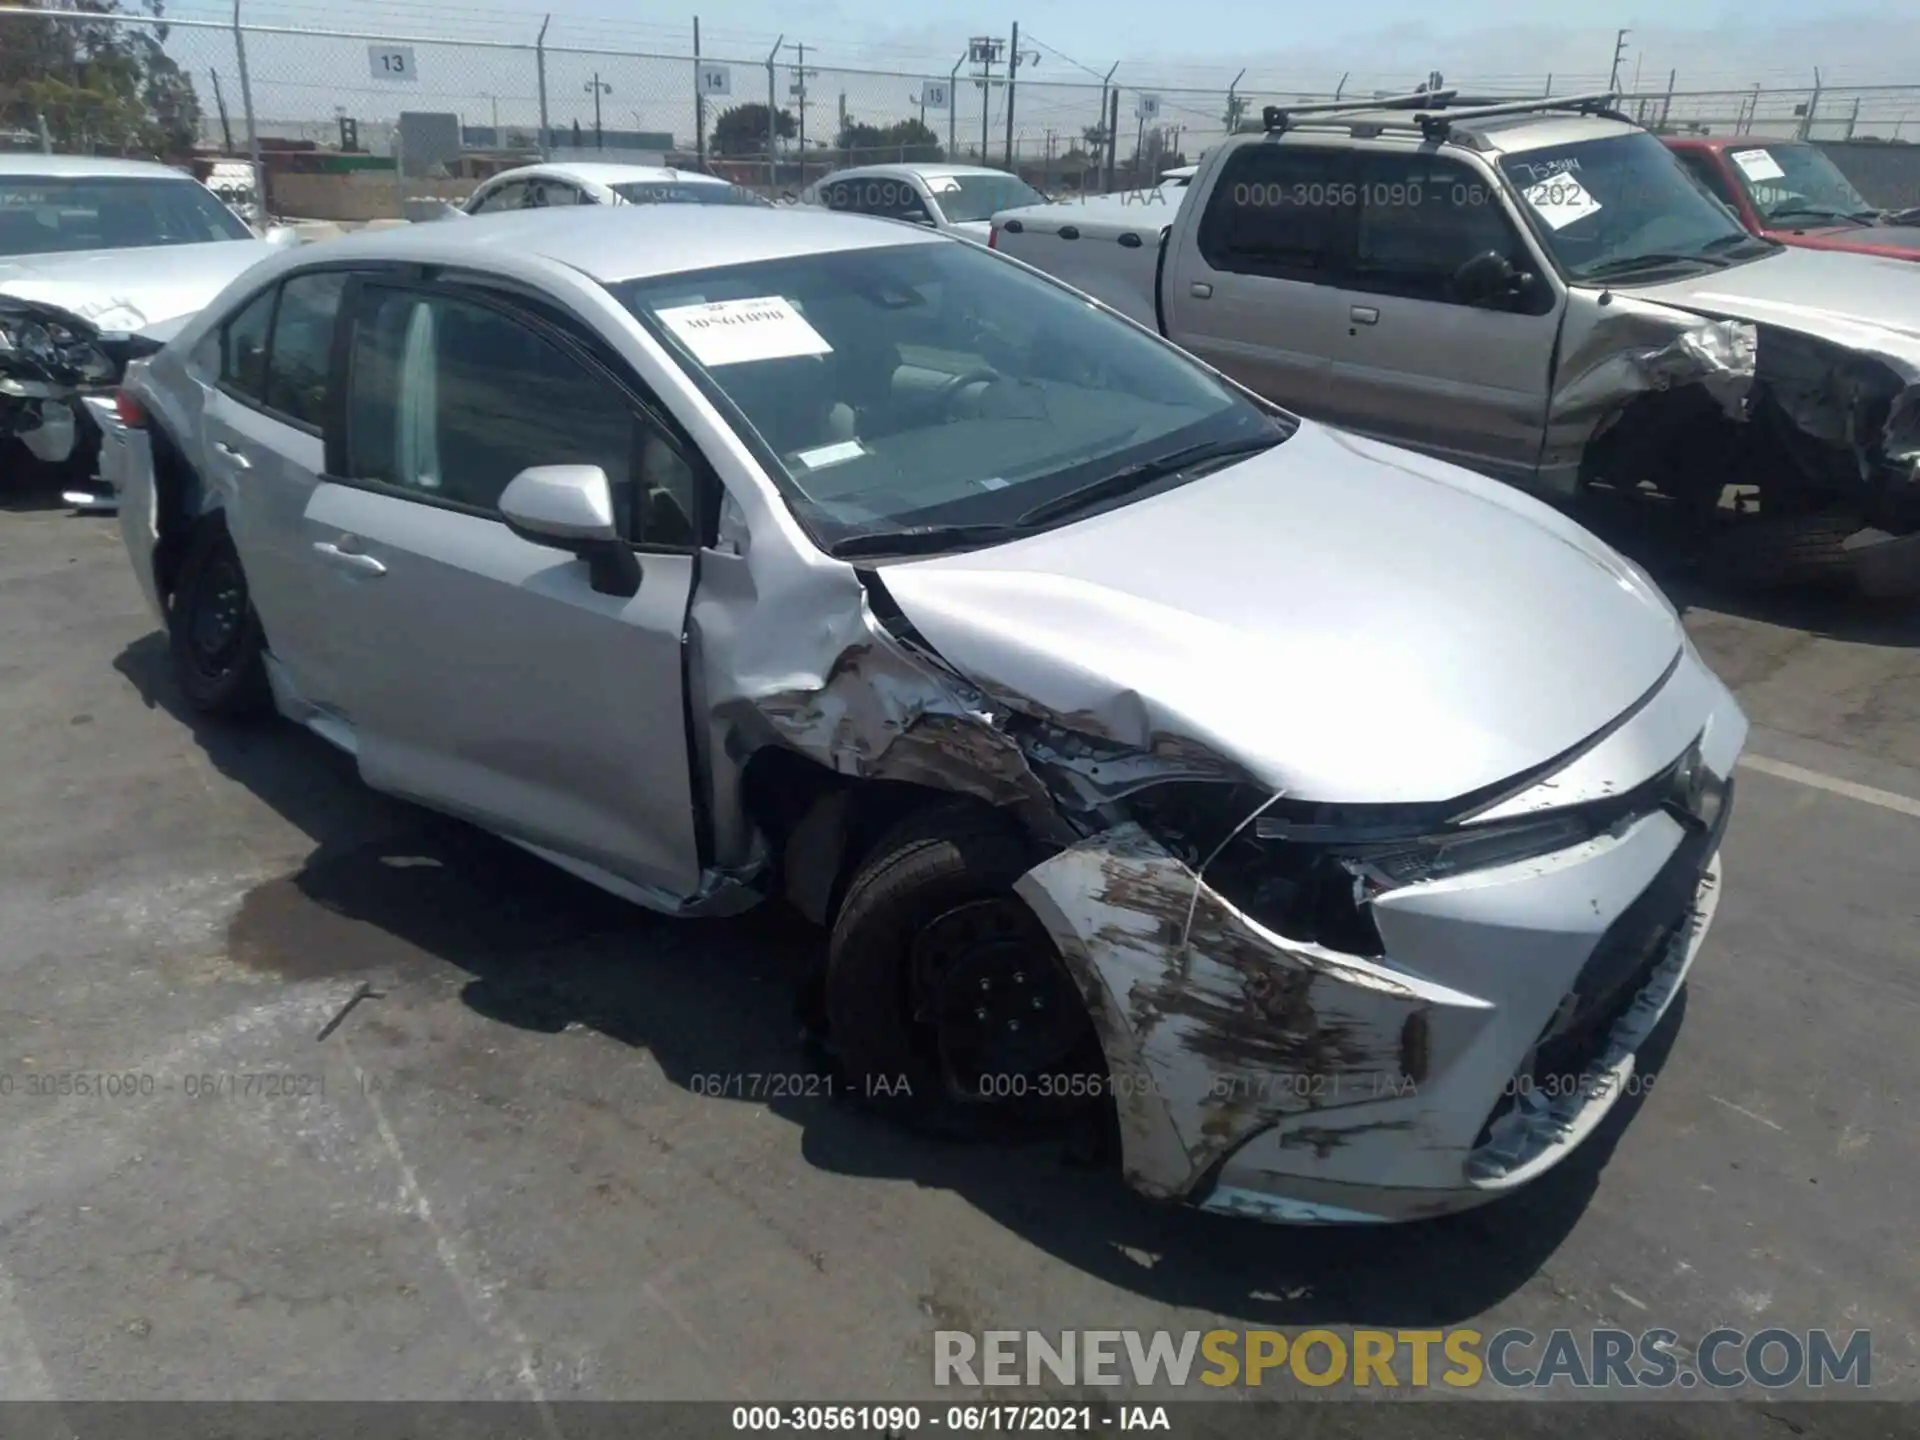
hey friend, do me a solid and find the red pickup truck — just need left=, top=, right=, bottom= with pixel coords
left=1665, top=135, right=1920, bottom=260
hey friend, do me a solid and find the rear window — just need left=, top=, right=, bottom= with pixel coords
left=0, top=174, right=251, bottom=256
left=926, top=173, right=1046, bottom=224
left=611, top=181, right=770, bottom=207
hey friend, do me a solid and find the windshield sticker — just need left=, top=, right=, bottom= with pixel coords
left=928, top=176, right=963, bottom=193
left=1730, top=148, right=1786, bottom=183
left=794, top=440, right=866, bottom=470
left=975, top=476, right=1010, bottom=490
left=655, top=296, right=833, bottom=367
left=1522, top=174, right=1602, bottom=231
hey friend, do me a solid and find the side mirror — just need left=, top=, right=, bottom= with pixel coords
left=262, top=224, right=302, bottom=249
left=499, top=464, right=641, bottom=597
left=1452, top=249, right=1521, bottom=308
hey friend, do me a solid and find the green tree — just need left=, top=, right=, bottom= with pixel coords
left=711, top=102, right=795, bottom=157
left=0, top=0, right=201, bottom=154
left=835, top=116, right=942, bottom=164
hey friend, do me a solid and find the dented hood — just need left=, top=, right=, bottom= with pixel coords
left=0, top=239, right=276, bottom=338
left=879, top=423, right=1684, bottom=805
left=1629, top=246, right=1920, bottom=361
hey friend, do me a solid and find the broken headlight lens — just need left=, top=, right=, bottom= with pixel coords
left=1329, top=812, right=1593, bottom=892
left=0, top=315, right=116, bottom=384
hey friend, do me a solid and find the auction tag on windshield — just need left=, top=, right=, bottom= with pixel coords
left=928, top=175, right=962, bottom=193
left=1730, top=148, right=1786, bottom=182
left=794, top=440, right=866, bottom=469
left=655, top=296, right=833, bottom=367
left=1522, top=174, right=1602, bottom=230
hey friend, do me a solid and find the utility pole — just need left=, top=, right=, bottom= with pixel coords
left=585, top=72, right=610, bottom=149
left=209, top=68, right=233, bottom=153
left=1003, top=23, right=1039, bottom=170
left=1103, top=86, right=1118, bottom=192
left=969, top=35, right=1004, bottom=161
left=1223, top=67, right=1245, bottom=135
left=693, top=15, right=705, bottom=170
left=1607, top=29, right=1630, bottom=92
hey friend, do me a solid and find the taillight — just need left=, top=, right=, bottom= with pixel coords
left=114, top=389, right=147, bottom=428
left=988, top=225, right=999, bottom=249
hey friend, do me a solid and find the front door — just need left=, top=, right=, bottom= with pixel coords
left=1318, top=151, right=1563, bottom=484
left=1160, top=141, right=1353, bottom=415
left=309, top=279, right=707, bottom=898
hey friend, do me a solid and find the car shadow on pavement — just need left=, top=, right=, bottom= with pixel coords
left=113, top=629, right=1673, bottom=1329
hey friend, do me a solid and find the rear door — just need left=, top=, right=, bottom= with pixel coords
left=199, top=268, right=354, bottom=711
left=306, top=277, right=707, bottom=898
left=1160, top=142, right=1352, bottom=414
left=1317, top=150, right=1563, bottom=482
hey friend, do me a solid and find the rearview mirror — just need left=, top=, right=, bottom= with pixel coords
left=500, top=464, right=641, bottom=597
left=1452, top=249, right=1520, bottom=308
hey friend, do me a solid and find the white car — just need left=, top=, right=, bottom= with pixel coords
left=452, top=162, right=773, bottom=217
left=1, top=153, right=296, bottom=496
left=110, top=205, right=1742, bottom=1226
left=799, top=163, right=1047, bottom=241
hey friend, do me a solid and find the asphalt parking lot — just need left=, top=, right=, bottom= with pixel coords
left=0, top=486, right=1915, bottom=1434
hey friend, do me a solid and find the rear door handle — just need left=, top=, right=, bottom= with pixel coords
left=1189, top=281, right=1213, bottom=299
left=313, top=541, right=387, bottom=576
left=1350, top=305, right=1380, bottom=325
left=212, top=440, right=251, bottom=470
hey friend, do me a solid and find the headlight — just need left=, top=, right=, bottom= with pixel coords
left=0, top=314, right=115, bottom=383
left=1328, top=812, right=1592, bottom=891
left=0, top=318, right=59, bottom=366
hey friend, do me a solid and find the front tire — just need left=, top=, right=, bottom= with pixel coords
left=167, top=517, right=272, bottom=717
left=824, top=803, right=1103, bottom=1136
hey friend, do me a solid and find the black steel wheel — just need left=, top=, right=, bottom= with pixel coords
left=167, top=518, right=272, bottom=717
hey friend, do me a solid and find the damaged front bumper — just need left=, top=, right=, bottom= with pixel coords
left=1, top=295, right=138, bottom=486
left=1012, top=650, right=1745, bottom=1225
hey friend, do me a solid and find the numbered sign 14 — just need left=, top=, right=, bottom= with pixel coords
left=698, top=62, right=732, bottom=97
left=368, top=45, right=417, bottom=82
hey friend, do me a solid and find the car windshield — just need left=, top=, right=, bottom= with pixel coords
left=612, top=181, right=771, bottom=207
left=1721, top=143, right=1876, bottom=224
left=618, top=238, right=1283, bottom=552
left=926, top=173, right=1046, bottom=224
left=0, top=174, right=251, bottom=256
left=1498, top=132, right=1769, bottom=283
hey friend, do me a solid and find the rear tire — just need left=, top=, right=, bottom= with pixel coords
left=167, top=517, right=273, bottom=718
left=824, top=803, right=1103, bottom=1139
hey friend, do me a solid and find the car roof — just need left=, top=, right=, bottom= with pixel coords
left=292, top=203, right=945, bottom=283
left=486, top=162, right=727, bottom=187
left=0, top=153, right=196, bottom=180
left=817, top=163, right=1015, bottom=183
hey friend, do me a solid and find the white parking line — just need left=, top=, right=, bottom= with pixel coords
left=1737, top=755, right=1920, bottom=820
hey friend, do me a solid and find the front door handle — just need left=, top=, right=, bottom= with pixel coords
left=212, top=440, right=251, bottom=470
left=313, top=541, right=387, bottom=576
left=1350, top=305, right=1380, bottom=325
left=1189, top=281, right=1214, bottom=299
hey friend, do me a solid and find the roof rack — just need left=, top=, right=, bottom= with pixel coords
left=1409, top=92, right=1625, bottom=139
left=1262, top=89, right=1629, bottom=142
left=1262, top=89, right=1456, bottom=133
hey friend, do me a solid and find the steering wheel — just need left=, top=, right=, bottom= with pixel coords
left=936, top=368, right=1001, bottom=419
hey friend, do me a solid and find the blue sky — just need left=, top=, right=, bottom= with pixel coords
left=119, top=0, right=1920, bottom=146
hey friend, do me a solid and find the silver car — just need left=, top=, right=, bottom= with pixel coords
left=800, top=163, right=1046, bottom=241
left=1, top=153, right=297, bottom=492
left=112, top=205, right=1746, bottom=1225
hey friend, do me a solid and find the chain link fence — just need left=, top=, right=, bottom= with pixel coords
left=7, top=5, right=1920, bottom=220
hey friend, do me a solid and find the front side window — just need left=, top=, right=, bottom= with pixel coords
left=523, top=178, right=580, bottom=207
left=612, top=181, right=770, bottom=207
left=1498, top=132, right=1774, bottom=283
left=618, top=238, right=1285, bottom=554
left=263, top=272, right=347, bottom=429
left=1673, top=151, right=1743, bottom=211
left=0, top=175, right=252, bottom=256
left=1196, top=144, right=1350, bottom=278
left=468, top=180, right=528, bottom=214
left=923, top=173, right=1045, bottom=224
left=1720, top=143, right=1877, bottom=227
left=344, top=287, right=696, bottom=546
left=1350, top=154, right=1536, bottom=306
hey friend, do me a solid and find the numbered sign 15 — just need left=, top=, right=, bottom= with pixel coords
left=368, top=45, right=417, bottom=82
left=921, top=81, right=949, bottom=109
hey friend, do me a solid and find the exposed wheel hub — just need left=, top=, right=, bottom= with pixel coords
left=190, top=555, right=247, bottom=673
left=912, top=898, right=1083, bottom=1096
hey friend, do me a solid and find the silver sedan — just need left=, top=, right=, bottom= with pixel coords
left=109, top=204, right=1746, bottom=1224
